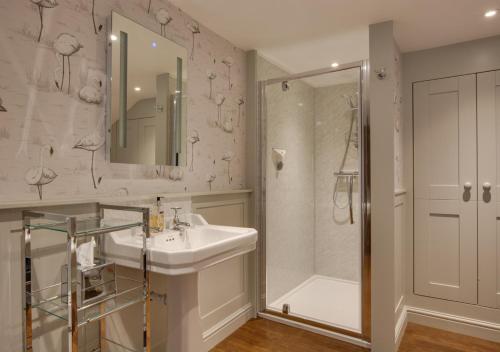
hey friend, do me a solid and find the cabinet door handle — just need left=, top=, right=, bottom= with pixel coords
left=482, top=182, right=492, bottom=203
left=463, top=182, right=472, bottom=202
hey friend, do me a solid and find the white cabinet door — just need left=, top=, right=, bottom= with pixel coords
left=478, top=70, right=500, bottom=308
left=413, top=75, right=478, bottom=304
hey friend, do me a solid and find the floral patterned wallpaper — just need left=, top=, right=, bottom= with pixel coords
left=393, top=42, right=403, bottom=190
left=0, top=0, right=247, bottom=202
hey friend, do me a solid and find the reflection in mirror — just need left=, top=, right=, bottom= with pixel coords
left=109, top=12, right=188, bottom=166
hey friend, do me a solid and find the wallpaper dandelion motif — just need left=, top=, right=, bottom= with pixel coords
left=222, top=151, right=234, bottom=184
left=0, top=0, right=246, bottom=202
left=0, top=97, right=6, bottom=112
left=31, top=0, right=58, bottom=43
left=206, top=69, right=217, bottom=100
left=156, top=8, right=172, bottom=36
left=189, top=130, right=200, bottom=171
left=207, top=173, right=216, bottom=191
left=237, top=97, right=245, bottom=126
left=222, top=56, right=234, bottom=90
left=187, top=21, right=200, bottom=60
left=54, top=33, right=83, bottom=94
left=73, top=127, right=104, bottom=189
left=215, top=93, right=226, bottom=127
left=24, top=145, right=57, bottom=200
left=91, top=0, right=103, bottom=35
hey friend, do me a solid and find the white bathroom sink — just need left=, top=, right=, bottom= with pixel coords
left=104, top=213, right=258, bottom=275
left=104, top=213, right=257, bottom=352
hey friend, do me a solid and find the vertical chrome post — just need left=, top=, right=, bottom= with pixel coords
left=142, top=208, right=151, bottom=352
left=98, top=206, right=107, bottom=352
left=22, top=212, right=32, bottom=352
left=66, top=217, right=78, bottom=352
left=257, top=80, right=267, bottom=312
left=360, top=59, right=372, bottom=341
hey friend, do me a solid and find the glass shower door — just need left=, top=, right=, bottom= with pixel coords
left=261, top=65, right=366, bottom=337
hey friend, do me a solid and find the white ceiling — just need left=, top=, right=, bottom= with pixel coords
left=170, top=0, right=500, bottom=74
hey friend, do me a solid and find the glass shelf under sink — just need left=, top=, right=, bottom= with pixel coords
left=30, top=277, right=145, bottom=328
left=26, top=217, right=143, bottom=238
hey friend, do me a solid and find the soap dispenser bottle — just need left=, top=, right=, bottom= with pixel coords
left=158, top=197, right=165, bottom=232
left=150, top=197, right=160, bottom=233
left=150, top=197, right=165, bottom=233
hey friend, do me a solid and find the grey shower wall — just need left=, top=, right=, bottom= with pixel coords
left=258, top=56, right=316, bottom=304
left=314, top=83, right=361, bottom=282
left=259, top=54, right=362, bottom=304
left=0, top=0, right=246, bottom=202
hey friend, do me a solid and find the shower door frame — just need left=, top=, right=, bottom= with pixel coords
left=256, top=60, right=371, bottom=342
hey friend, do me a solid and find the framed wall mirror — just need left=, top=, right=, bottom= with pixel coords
left=108, top=11, right=188, bottom=166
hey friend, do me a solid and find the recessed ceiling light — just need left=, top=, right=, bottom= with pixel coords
left=331, top=62, right=339, bottom=68
left=484, top=9, right=498, bottom=17
left=151, top=41, right=157, bottom=48
left=110, top=34, right=118, bottom=41
left=134, top=87, right=141, bottom=92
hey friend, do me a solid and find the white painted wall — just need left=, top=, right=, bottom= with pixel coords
left=369, top=21, right=398, bottom=352
left=393, top=37, right=407, bottom=349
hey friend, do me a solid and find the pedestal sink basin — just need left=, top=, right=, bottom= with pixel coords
left=104, top=214, right=258, bottom=352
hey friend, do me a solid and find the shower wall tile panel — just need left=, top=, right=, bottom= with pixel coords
left=257, top=56, right=316, bottom=303
left=314, top=83, right=361, bottom=282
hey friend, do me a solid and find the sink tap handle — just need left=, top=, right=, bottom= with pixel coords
left=171, top=207, right=182, bottom=224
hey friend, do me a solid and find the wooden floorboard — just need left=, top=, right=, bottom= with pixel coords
left=398, top=322, right=500, bottom=352
left=211, top=319, right=500, bottom=352
left=211, top=318, right=368, bottom=352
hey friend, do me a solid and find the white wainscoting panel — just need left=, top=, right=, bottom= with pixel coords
left=0, top=191, right=254, bottom=352
left=192, top=193, right=253, bottom=349
left=394, top=190, right=407, bottom=347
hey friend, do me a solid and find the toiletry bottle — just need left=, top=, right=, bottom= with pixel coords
left=158, top=197, right=165, bottom=232
left=150, top=197, right=160, bottom=233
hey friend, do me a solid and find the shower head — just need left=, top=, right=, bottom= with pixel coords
left=281, top=81, right=290, bottom=92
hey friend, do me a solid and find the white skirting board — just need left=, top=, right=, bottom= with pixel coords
left=406, top=306, right=500, bottom=343
left=395, top=305, right=408, bottom=349
left=203, top=303, right=254, bottom=350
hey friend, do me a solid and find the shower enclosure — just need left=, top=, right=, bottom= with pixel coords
left=257, top=61, right=370, bottom=343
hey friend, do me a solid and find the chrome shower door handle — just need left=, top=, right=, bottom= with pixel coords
left=348, top=175, right=354, bottom=224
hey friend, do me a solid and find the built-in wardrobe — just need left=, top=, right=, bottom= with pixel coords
left=413, top=70, right=500, bottom=309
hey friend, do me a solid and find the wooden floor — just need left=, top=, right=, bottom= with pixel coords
left=399, top=323, right=500, bottom=352
left=211, top=319, right=500, bottom=352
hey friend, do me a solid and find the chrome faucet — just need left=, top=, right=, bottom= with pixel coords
left=171, top=207, right=191, bottom=231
